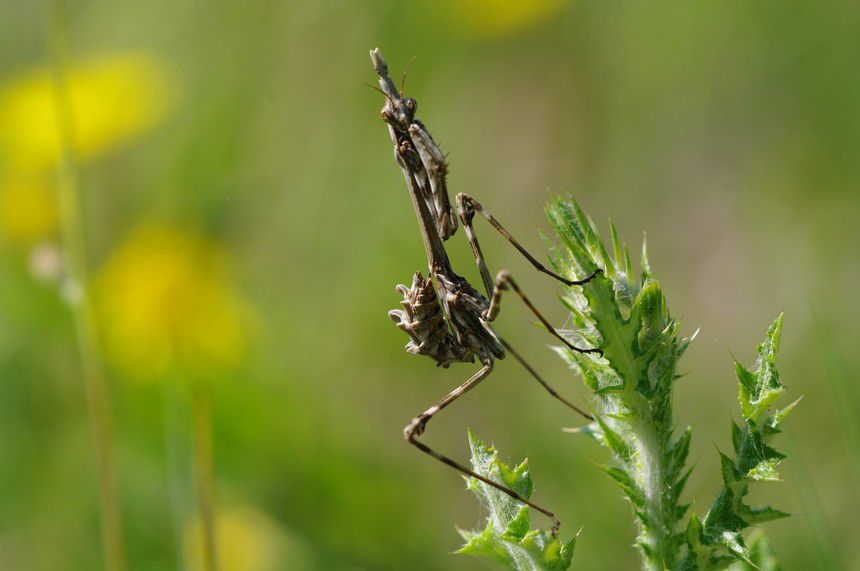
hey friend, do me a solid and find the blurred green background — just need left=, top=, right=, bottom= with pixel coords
left=1, top=0, right=858, bottom=569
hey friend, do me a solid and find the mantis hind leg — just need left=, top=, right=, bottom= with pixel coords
left=403, top=363, right=562, bottom=535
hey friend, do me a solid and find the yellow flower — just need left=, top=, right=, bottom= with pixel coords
left=95, top=223, right=248, bottom=381
left=0, top=52, right=174, bottom=169
left=441, top=0, right=571, bottom=39
left=185, top=504, right=309, bottom=571
left=0, top=52, right=174, bottom=245
left=0, top=170, right=58, bottom=244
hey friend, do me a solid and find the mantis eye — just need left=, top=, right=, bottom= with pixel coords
left=404, top=97, right=417, bottom=113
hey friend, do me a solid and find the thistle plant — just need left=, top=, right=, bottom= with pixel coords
left=459, top=197, right=796, bottom=570
left=459, top=432, right=577, bottom=570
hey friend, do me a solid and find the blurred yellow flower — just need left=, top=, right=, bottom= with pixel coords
left=185, top=504, right=308, bottom=571
left=0, top=52, right=174, bottom=169
left=0, top=170, right=58, bottom=244
left=95, top=224, right=248, bottom=381
left=0, top=52, right=174, bottom=246
left=442, top=0, right=570, bottom=39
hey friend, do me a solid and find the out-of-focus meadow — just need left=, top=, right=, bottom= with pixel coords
left=1, top=0, right=858, bottom=569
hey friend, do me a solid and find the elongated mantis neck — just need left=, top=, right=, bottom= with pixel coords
left=370, top=48, right=453, bottom=276
left=399, top=152, right=453, bottom=274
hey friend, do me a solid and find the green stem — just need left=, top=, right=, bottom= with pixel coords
left=160, top=375, right=189, bottom=571
left=191, top=380, right=218, bottom=571
left=44, top=2, right=127, bottom=570
left=631, top=408, right=674, bottom=569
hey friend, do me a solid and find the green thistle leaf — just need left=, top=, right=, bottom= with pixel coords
left=728, top=531, right=782, bottom=571
left=595, top=416, right=633, bottom=461
left=458, top=431, right=576, bottom=570
left=737, top=314, right=785, bottom=422
left=683, top=315, right=796, bottom=568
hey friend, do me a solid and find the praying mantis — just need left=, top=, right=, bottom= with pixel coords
left=369, top=48, right=602, bottom=534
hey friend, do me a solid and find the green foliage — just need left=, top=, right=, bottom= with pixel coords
left=459, top=431, right=576, bottom=571
left=547, top=196, right=694, bottom=567
left=681, top=315, right=796, bottom=569
left=728, top=531, right=782, bottom=571
left=517, top=197, right=794, bottom=570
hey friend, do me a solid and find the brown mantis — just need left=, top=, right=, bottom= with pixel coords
left=369, top=48, right=602, bottom=534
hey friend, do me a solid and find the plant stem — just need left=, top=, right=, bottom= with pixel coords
left=600, top=394, right=677, bottom=569
left=44, top=2, right=127, bottom=570
left=160, top=375, right=189, bottom=571
left=192, top=380, right=218, bottom=571
left=631, top=408, right=674, bottom=568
